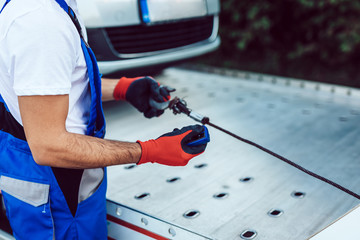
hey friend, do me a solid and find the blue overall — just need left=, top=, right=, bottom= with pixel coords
left=0, top=0, right=107, bottom=238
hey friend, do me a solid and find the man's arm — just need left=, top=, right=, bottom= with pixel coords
left=18, top=94, right=141, bottom=169
left=101, top=78, right=118, bottom=102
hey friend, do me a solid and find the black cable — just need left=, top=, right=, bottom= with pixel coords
left=171, top=99, right=360, bottom=200
left=206, top=121, right=360, bottom=200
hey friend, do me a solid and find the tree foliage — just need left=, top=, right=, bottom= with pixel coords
left=200, top=0, right=360, bottom=87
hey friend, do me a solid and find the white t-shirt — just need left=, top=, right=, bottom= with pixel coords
left=0, top=0, right=90, bottom=134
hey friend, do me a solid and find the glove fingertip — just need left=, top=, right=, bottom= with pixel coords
left=144, top=108, right=156, bottom=118
left=155, top=110, right=165, bottom=117
left=191, top=142, right=207, bottom=151
left=166, top=86, right=176, bottom=92
left=190, top=124, right=205, bottom=135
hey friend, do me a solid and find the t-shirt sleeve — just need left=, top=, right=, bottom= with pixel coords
left=7, top=9, right=78, bottom=96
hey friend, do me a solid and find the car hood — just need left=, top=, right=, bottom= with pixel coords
left=77, top=0, right=220, bottom=28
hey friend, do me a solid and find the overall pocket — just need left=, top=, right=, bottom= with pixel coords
left=0, top=175, right=54, bottom=240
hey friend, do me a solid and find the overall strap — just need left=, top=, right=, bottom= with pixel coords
left=54, top=0, right=88, bottom=46
left=0, top=0, right=10, bottom=14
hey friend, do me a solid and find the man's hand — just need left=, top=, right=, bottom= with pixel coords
left=137, top=125, right=208, bottom=166
left=113, top=76, right=175, bottom=118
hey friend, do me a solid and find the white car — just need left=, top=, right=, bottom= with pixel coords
left=77, top=0, right=221, bottom=75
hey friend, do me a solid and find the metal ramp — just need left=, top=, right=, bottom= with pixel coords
left=103, top=67, right=360, bottom=240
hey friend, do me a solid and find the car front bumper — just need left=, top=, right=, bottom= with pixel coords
left=97, top=37, right=220, bottom=75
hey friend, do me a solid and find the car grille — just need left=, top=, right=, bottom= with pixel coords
left=105, top=16, right=214, bottom=55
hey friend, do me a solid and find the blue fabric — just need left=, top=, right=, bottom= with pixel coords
left=0, top=132, right=55, bottom=239
left=0, top=0, right=10, bottom=14
left=0, top=131, right=108, bottom=240
left=0, top=0, right=107, bottom=239
left=81, top=40, right=106, bottom=137
left=54, top=0, right=67, bottom=13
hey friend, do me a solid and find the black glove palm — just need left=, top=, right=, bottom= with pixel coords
left=114, top=76, right=175, bottom=118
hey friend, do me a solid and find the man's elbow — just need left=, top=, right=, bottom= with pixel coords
left=30, top=144, right=56, bottom=166
left=27, top=137, right=64, bottom=166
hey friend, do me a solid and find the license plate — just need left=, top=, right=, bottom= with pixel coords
left=140, top=0, right=207, bottom=23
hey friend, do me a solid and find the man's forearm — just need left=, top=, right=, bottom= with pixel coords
left=34, top=131, right=141, bottom=168
left=101, top=78, right=119, bottom=102
left=18, top=94, right=141, bottom=169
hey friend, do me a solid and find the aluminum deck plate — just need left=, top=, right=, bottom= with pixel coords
left=103, top=68, right=360, bottom=240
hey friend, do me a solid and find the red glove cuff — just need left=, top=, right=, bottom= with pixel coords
left=113, top=77, right=142, bottom=101
left=136, top=140, right=153, bottom=165
left=136, top=129, right=203, bottom=166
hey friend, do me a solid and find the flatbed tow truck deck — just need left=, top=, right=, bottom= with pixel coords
left=1, top=67, right=360, bottom=239
left=104, top=68, right=360, bottom=239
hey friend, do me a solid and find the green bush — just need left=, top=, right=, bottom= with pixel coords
left=197, top=0, right=360, bottom=87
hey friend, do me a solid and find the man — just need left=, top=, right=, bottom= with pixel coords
left=0, top=0, right=208, bottom=239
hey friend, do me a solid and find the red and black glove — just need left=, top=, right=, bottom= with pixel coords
left=137, top=125, right=208, bottom=166
left=113, top=76, right=175, bottom=118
